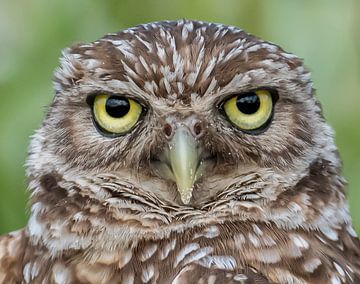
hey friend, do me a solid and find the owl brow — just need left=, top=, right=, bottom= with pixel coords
left=215, top=87, right=279, bottom=107
left=84, top=72, right=148, bottom=95
left=85, top=89, right=149, bottom=107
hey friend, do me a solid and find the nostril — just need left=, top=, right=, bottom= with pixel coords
left=163, top=123, right=173, bottom=138
left=193, top=121, right=203, bottom=137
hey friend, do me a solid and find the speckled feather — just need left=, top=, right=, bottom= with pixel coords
left=0, top=20, right=359, bottom=283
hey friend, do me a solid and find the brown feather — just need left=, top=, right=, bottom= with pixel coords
left=1, top=20, right=359, bottom=283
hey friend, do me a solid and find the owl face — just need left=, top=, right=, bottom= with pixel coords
left=29, top=20, right=337, bottom=211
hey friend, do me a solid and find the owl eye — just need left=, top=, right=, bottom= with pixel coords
left=223, top=90, right=274, bottom=132
left=92, top=94, right=142, bottom=135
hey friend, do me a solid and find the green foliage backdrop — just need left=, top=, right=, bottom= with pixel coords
left=0, top=0, right=359, bottom=234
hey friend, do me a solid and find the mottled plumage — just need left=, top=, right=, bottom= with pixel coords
left=0, top=20, right=359, bottom=283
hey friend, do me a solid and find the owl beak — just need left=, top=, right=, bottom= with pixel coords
left=154, top=126, right=204, bottom=204
left=168, top=127, right=203, bottom=204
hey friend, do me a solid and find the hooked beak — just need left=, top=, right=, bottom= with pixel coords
left=154, top=126, right=205, bottom=204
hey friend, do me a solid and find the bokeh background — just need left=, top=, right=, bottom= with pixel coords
left=0, top=0, right=359, bottom=235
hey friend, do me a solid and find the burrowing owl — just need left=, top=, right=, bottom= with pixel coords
left=0, top=20, right=359, bottom=283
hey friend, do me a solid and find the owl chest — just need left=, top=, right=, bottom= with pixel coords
left=70, top=234, right=240, bottom=284
left=47, top=228, right=245, bottom=283
left=24, top=224, right=350, bottom=283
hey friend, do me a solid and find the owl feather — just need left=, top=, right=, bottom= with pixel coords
left=0, top=20, right=359, bottom=283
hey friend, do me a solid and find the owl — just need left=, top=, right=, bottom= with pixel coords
left=0, top=19, right=359, bottom=284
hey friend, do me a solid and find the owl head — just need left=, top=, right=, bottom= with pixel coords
left=27, top=20, right=344, bottom=232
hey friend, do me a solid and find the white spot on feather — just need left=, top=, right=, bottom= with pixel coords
left=28, top=202, right=46, bottom=238
left=139, top=56, right=151, bottom=73
left=185, top=21, right=194, bottom=32
left=331, top=275, right=341, bottom=284
left=234, top=233, right=246, bottom=247
left=193, top=225, right=220, bottom=239
left=252, top=224, right=263, bottom=236
left=135, top=35, right=152, bottom=52
left=248, top=233, right=260, bottom=247
left=333, top=262, right=345, bottom=278
left=198, top=255, right=237, bottom=270
left=260, top=43, right=278, bottom=52
left=346, top=265, right=354, bottom=273
left=30, top=262, right=39, bottom=280
left=303, top=258, right=322, bottom=273
left=346, top=225, right=358, bottom=237
left=262, top=235, right=276, bottom=246
left=181, top=25, right=189, bottom=40
left=140, top=244, right=158, bottom=261
left=141, top=264, right=155, bottom=283
left=53, top=263, right=71, bottom=284
left=23, top=263, right=31, bottom=283
left=160, top=239, right=176, bottom=260
left=223, top=46, right=243, bottom=62
left=203, top=78, right=217, bottom=96
left=246, top=44, right=262, bottom=53
left=122, top=60, right=140, bottom=81
left=238, top=201, right=264, bottom=211
left=182, top=247, right=213, bottom=266
left=123, top=272, right=135, bottom=284
left=291, top=235, right=309, bottom=250
left=281, top=52, right=298, bottom=59
left=163, top=77, right=172, bottom=94
left=289, top=202, right=302, bottom=212
left=83, top=59, right=101, bottom=69
left=172, top=51, right=185, bottom=79
left=111, top=40, right=137, bottom=61
left=233, top=274, right=248, bottom=282
left=208, top=274, right=217, bottom=284
left=201, top=57, right=216, bottom=80
left=256, top=249, right=281, bottom=264
left=144, top=81, right=158, bottom=95
left=118, top=250, right=132, bottom=269
left=174, top=243, right=200, bottom=267
left=177, top=82, right=184, bottom=94
left=320, top=226, right=339, bottom=241
left=156, top=42, right=167, bottom=64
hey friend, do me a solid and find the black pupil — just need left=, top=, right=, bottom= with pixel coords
left=236, top=92, right=260, bottom=115
left=105, top=96, right=130, bottom=118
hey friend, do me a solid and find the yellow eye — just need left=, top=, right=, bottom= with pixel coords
left=93, top=94, right=142, bottom=135
left=223, top=90, right=273, bottom=131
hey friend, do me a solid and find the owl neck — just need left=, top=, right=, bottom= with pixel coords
left=25, top=157, right=353, bottom=257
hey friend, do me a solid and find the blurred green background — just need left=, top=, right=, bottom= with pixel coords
left=0, top=0, right=359, bottom=235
